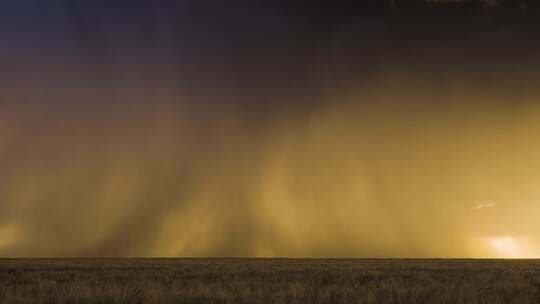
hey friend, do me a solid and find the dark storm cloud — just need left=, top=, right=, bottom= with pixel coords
left=2, top=1, right=540, bottom=257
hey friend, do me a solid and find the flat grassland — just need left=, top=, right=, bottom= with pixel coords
left=1, top=259, right=540, bottom=303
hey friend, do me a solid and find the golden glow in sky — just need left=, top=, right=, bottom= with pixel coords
left=470, top=236, right=540, bottom=259
left=487, top=237, right=539, bottom=259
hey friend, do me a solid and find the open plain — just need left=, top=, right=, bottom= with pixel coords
left=1, top=259, right=540, bottom=303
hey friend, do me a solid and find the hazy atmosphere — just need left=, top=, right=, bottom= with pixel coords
left=1, top=0, right=540, bottom=258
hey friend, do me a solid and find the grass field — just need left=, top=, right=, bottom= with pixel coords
left=1, top=259, right=540, bottom=303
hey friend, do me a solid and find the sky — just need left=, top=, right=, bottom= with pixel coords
left=1, top=0, right=540, bottom=258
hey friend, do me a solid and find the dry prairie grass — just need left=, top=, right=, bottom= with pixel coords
left=1, top=259, right=540, bottom=303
